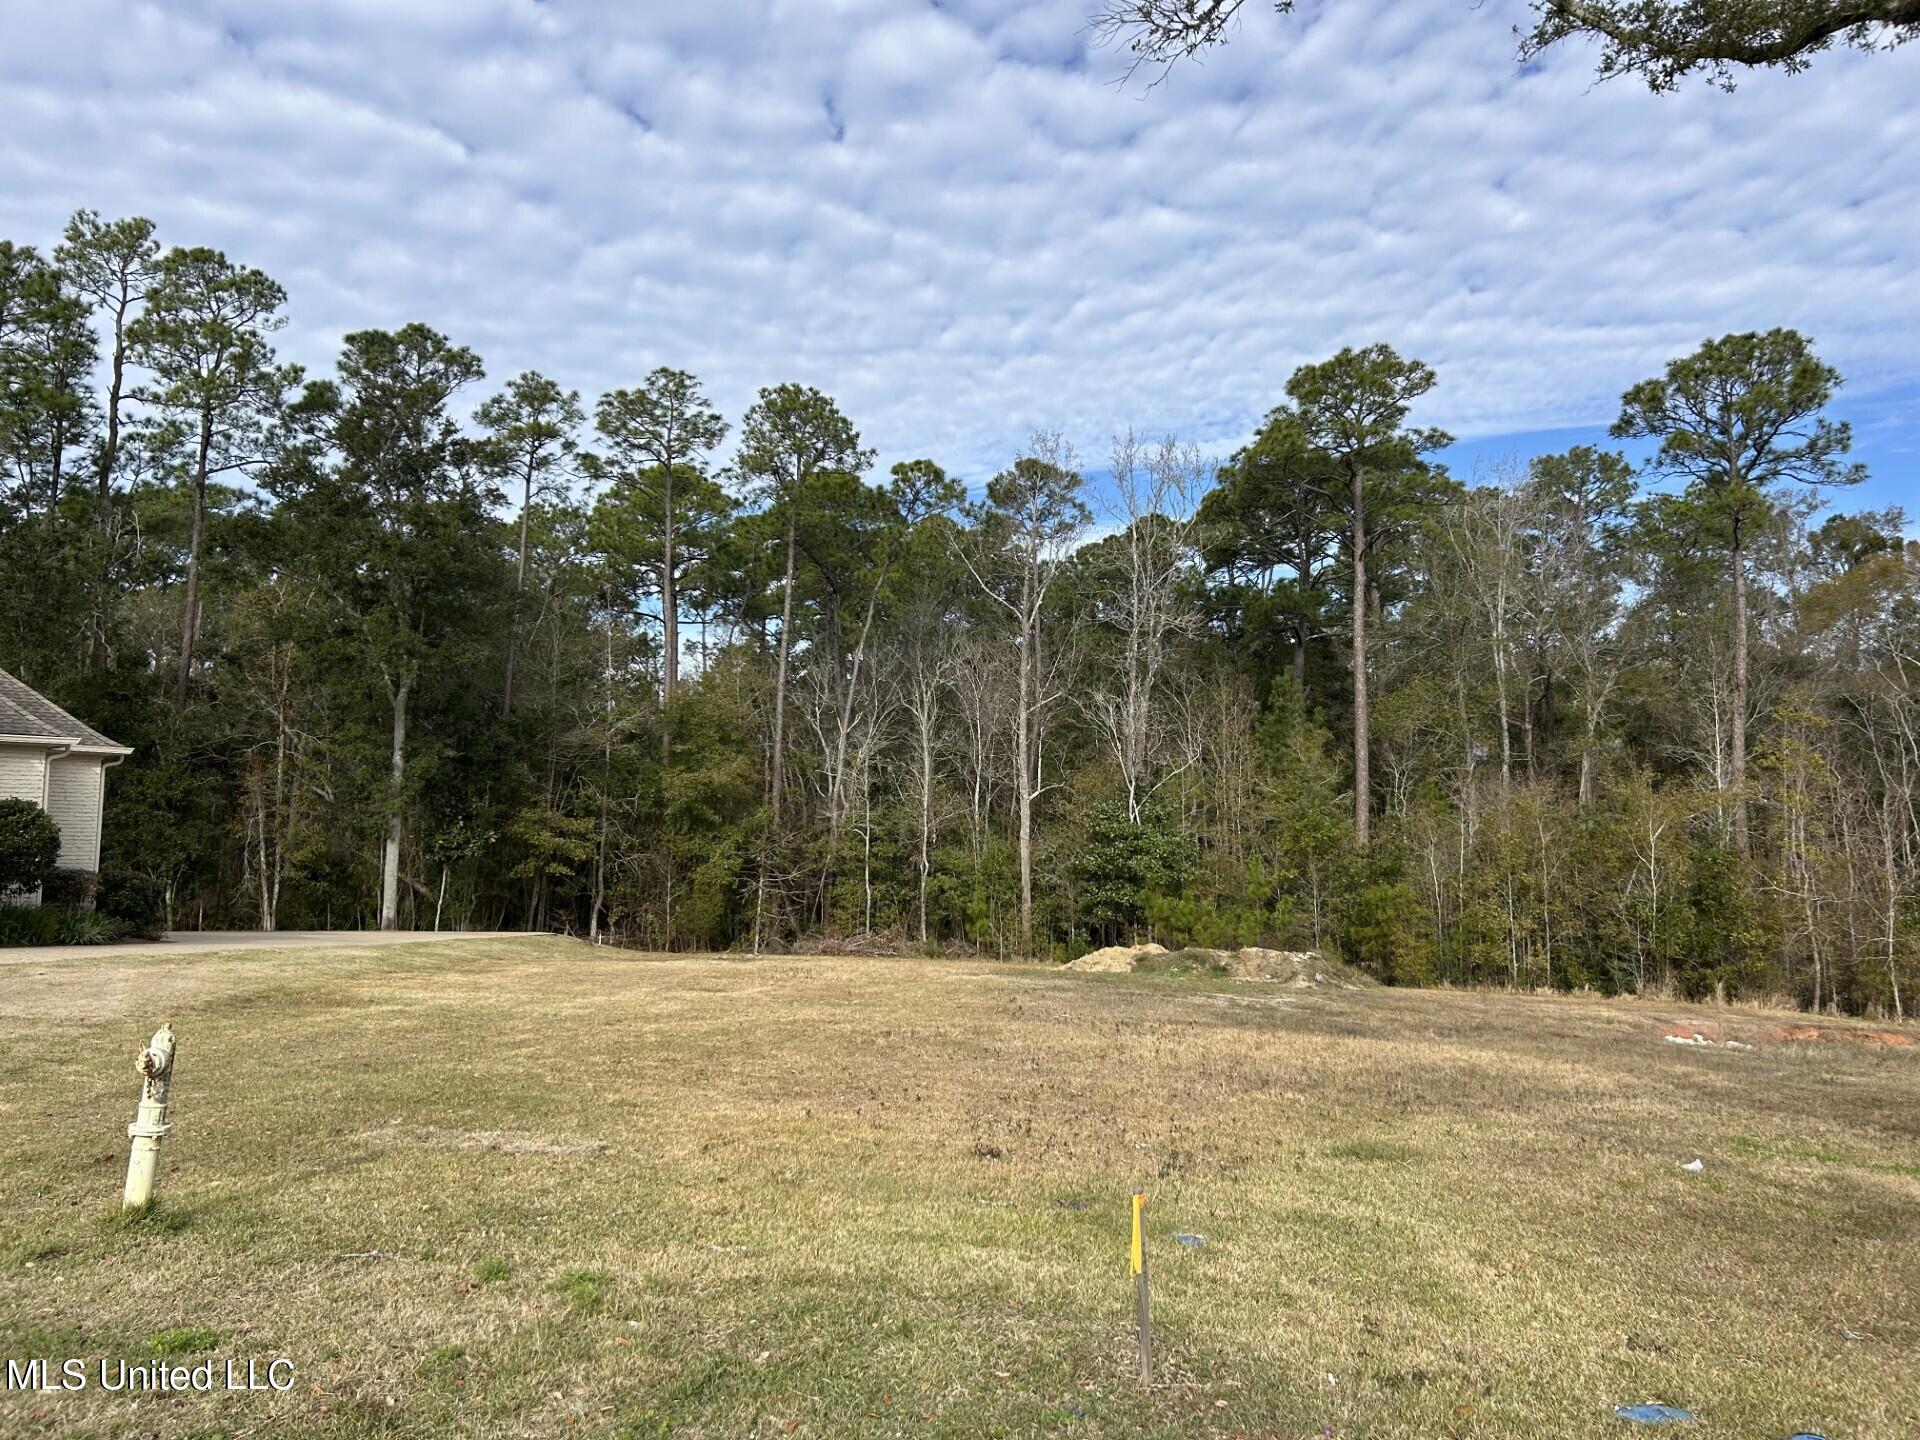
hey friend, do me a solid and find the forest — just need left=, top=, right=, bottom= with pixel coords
left=2, top=208, right=1915, bottom=1016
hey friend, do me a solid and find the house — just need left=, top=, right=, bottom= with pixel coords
left=0, top=668, right=133, bottom=897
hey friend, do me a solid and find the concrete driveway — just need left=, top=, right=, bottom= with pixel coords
left=0, top=930, right=528, bottom=963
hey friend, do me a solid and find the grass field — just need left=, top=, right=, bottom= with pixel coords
left=2, top=938, right=1917, bottom=1439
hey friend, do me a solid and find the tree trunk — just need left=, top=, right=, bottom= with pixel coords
left=1730, top=515, right=1749, bottom=853
left=770, top=507, right=798, bottom=825
left=379, top=672, right=412, bottom=931
left=253, top=756, right=275, bottom=932
left=662, top=465, right=678, bottom=709
left=255, top=683, right=289, bottom=932
left=1492, top=623, right=1512, bottom=795
left=1520, top=669, right=1534, bottom=783
left=1885, top=792, right=1906, bottom=1022
left=592, top=600, right=613, bottom=944
left=826, top=558, right=895, bottom=863
left=918, top=705, right=934, bottom=945
left=752, top=505, right=800, bottom=956
left=47, top=421, right=66, bottom=526
left=174, top=410, right=212, bottom=709
left=1017, top=572, right=1036, bottom=954
left=1349, top=464, right=1370, bottom=845
left=862, top=764, right=874, bottom=934
left=88, top=298, right=133, bottom=671
left=98, top=302, right=127, bottom=530
left=503, top=462, right=534, bottom=717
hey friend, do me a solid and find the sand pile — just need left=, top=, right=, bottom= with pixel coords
left=1066, top=942, right=1167, bottom=972
left=1065, top=943, right=1376, bottom=987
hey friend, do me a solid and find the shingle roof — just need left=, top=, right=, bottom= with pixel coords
left=0, top=668, right=132, bottom=753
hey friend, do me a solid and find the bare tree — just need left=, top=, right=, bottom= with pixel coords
left=959, top=431, right=1090, bottom=954
left=817, top=462, right=957, bottom=877
left=898, top=588, right=962, bottom=944
left=949, top=631, right=1012, bottom=859
left=1528, top=448, right=1635, bottom=806
left=1441, top=464, right=1532, bottom=796
left=1088, top=431, right=1207, bottom=823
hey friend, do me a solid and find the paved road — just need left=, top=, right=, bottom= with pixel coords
left=0, top=930, right=530, bottom=963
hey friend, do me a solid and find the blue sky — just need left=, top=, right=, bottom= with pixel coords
left=1442, top=378, right=1920, bottom=529
left=2, top=1, right=1914, bottom=524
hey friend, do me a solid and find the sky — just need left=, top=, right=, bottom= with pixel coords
left=2, top=0, right=1915, bottom=524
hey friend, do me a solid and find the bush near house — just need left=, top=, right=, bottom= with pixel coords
left=0, top=905, right=125, bottom=946
left=0, top=797, right=61, bottom=897
left=96, top=869, right=167, bottom=938
left=39, top=867, right=98, bottom=906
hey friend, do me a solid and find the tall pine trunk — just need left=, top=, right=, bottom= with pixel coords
left=174, top=410, right=212, bottom=708
left=592, top=600, right=613, bottom=944
left=1730, top=512, right=1749, bottom=853
left=771, top=507, right=797, bottom=825
left=1350, top=463, right=1370, bottom=845
left=754, top=506, right=800, bottom=954
left=662, top=465, right=678, bottom=713
left=503, top=461, right=535, bottom=717
left=98, top=308, right=127, bottom=530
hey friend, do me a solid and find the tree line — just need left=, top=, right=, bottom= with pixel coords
left=2, top=209, right=1915, bottom=1014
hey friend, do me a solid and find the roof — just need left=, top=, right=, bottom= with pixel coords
left=0, top=668, right=133, bottom=755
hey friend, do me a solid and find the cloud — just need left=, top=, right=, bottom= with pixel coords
left=1, top=0, right=1915, bottom=497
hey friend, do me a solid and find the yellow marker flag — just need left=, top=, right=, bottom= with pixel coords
left=1129, top=1192, right=1145, bottom=1275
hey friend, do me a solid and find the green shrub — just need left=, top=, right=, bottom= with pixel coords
left=0, top=904, right=126, bottom=947
left=40, top=867, right=97, bottom=907
left=1336, top=850, right=1436, bottom=985
left=1071, top=804, right=1199, bottom=940
left=0, top=798, right=61, bottom=896
left=0, top=907, right=63, bottom=946
left=97, top=869, right=166, bottom=936
left=57, top=908, right=125, bottom=944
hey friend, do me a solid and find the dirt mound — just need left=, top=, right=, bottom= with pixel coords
left=807, top=931, right=907, bottom=957
left=1066, top=942, right=1167, bottom=972
left=1065, top=944, right=1374, bottom=987
left=1234, top=947, right=1376, bottom=988
left=1657, top=1020, right=1913, bottom=1050
left=1762, top=1023, right=1913, bottom=1049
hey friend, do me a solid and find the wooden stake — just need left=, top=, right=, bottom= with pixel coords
left=1131, top=1191, right=1151, bottom=1387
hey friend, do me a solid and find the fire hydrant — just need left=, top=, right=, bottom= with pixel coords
left=123, top=1023, right=176, bottom=1210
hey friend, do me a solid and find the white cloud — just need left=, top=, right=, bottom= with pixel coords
left=1, top=0, right=1915, bottom=491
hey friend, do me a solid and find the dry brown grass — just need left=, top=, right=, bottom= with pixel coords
left=1, top=937, right=1916, bottom=1438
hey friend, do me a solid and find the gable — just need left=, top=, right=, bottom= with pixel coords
left=0, top=670, right=131, bottom=755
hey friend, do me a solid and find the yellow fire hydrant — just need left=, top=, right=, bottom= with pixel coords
left=123, top=1023, right=176, bottom=1210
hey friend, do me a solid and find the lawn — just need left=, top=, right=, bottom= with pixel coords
left=1, top=938, right=1916, bottom=1439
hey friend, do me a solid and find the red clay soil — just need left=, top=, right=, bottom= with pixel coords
left=1762, top=1023, right=1913, bottom=1048
left=1659, top=1020, right=1913, bottom=1049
